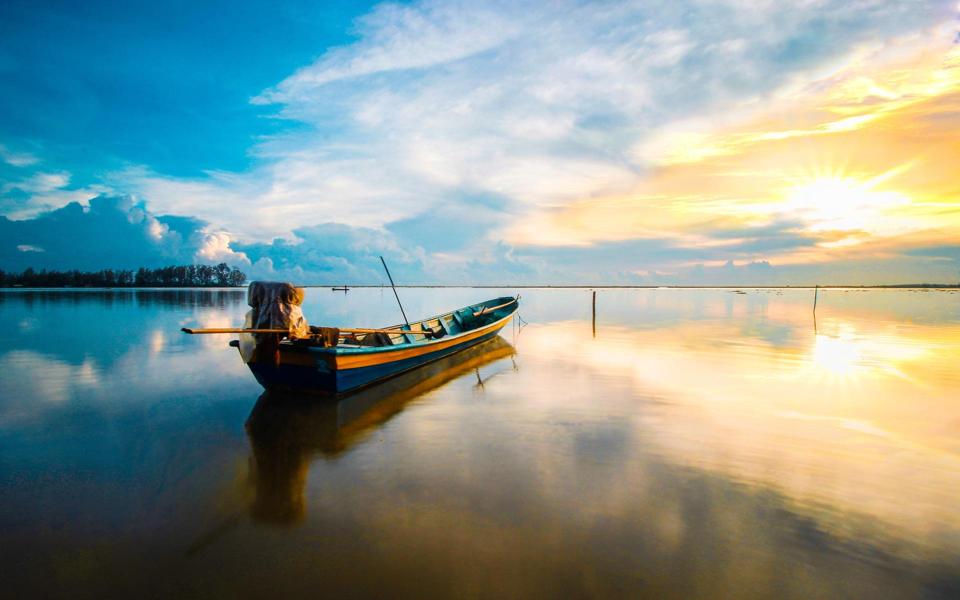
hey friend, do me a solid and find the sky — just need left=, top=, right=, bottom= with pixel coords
left=1, top=0, right=959, bottom=285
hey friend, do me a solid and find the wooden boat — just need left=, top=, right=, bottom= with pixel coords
left=239, top=296, right=518, bottom=395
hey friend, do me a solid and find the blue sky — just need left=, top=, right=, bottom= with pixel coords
left=2, top=0, right=959, bottom=284
left=0, top=0, right=374, bottom=178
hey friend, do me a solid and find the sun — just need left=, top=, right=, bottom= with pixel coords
left=783, top=174, right=909, bottom=233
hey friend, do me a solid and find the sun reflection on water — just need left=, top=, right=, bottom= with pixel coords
left=812, top=330, right=862, bottom=377
left=517, top=292, right=960, bottom=562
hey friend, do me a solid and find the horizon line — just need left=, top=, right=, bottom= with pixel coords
left=2, top=284, right=959, bottom=290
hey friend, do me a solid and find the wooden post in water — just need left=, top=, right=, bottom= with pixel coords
left=813, top=285, right=819, bottom=333
left=592, top=290, right=597, bottom=338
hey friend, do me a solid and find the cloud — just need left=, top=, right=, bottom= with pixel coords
left=0, top=165, right=112, bottom=220
left=0, top=144, right=39, bottom=167
left=235, top=222, right=424, bottom=282
left=2, top=171, right=70, bottom=194
left=254, top=0, right=525, bottom=102
left=905, top=245, right=960, bottom=261
left=0, top=195, right=251, bottom=272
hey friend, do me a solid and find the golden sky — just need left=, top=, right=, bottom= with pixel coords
left=506, top=29, right=960, bottom=275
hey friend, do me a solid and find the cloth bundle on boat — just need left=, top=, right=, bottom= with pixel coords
left=246, top=281, right=309, bottom=337
left=240, top=281, right=309, bottom=363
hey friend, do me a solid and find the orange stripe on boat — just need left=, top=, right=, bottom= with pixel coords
left=334, top=316, right=511, bottom=370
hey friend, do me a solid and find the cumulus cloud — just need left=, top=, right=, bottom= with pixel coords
left=236, top=222, right=424, bottom=282
left=0, top=195, right=253, bottom=272
left=0, top=164, right=113, bottom=220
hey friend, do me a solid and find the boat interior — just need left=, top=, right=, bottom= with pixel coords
left=302, top=296, right=518, bottom=349
left=339, top=296, right=516, bottom=348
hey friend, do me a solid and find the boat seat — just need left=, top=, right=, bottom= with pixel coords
left=455, top=308, right=479, bottom=328
left=441, top=315, right=459, bottom=334
left=400, top=323, right=421, bottom=344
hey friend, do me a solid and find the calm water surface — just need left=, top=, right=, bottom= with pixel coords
left=0, top=287, right=958, bottom=598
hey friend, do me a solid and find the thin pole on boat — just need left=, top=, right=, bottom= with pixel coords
left=380, top=255, right=410, bottom=328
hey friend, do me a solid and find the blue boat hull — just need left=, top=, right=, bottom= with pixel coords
left=248, top=326, right=506, bottom=395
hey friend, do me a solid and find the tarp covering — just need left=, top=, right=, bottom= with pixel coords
left=239, top=281, right=309, bottom=363
left=246, top=281, right=309, bottom=336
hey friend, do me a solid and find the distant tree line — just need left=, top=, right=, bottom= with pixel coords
left=0, top=263, right=247, bottom=288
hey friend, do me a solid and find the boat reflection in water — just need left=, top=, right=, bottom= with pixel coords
left=244, top=336, right=515, bottom=524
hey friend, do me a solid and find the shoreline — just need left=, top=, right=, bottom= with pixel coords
left=1, top=284, right=958, bottom=291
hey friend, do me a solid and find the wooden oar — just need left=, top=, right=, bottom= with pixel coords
left=182, top=328, right=287, bottom=334
left=473, top=297, right=518, bottom=317
left=181, top=327, right=432, bottom=336
left=343, top=327, right=431, bottom=335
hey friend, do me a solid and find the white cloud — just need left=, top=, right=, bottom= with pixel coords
left=3, top=171, right=70, bottom=194
left=111, top=159, right=432, bottom=242
left=194, top=230, right=252, bottom=266
left=254, top=0, right=525, bottom=103
left=0, top=144, right=39, bottom=167
left=1, top=184, right=114, bottom=220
